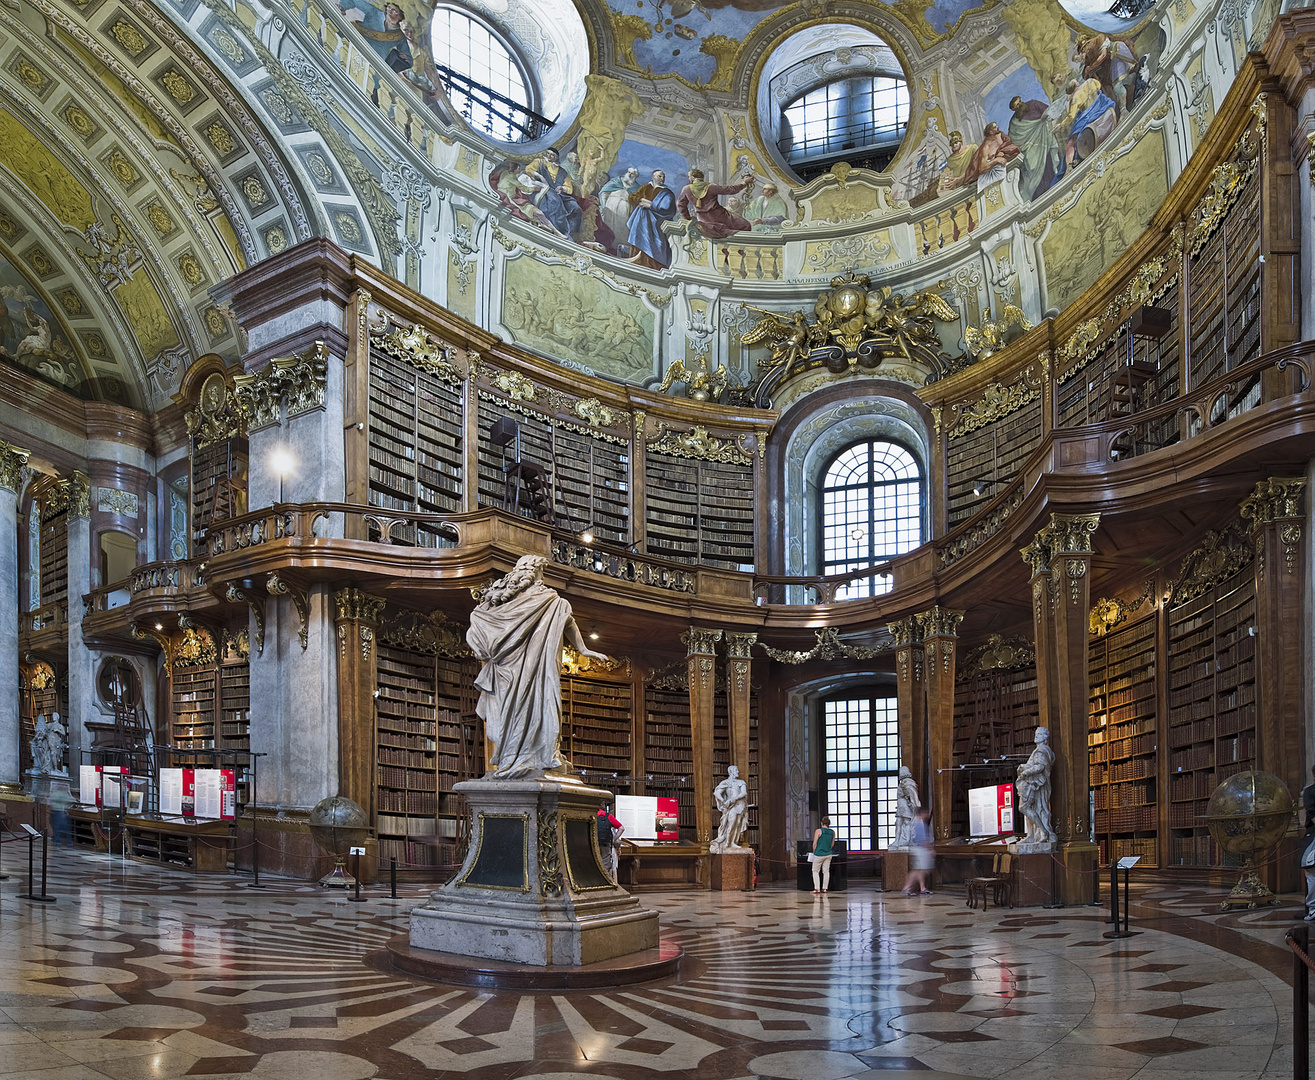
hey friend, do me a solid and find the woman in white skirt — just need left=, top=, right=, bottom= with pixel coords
left=811, top=816, right=836, bottom=894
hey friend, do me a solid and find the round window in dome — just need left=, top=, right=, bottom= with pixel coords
left=430, top=7, right=545, bottom=143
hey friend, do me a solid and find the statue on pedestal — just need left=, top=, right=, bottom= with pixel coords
left=710, top=764, right=750, bottom=853
left=1016, top=726, right=1056, bottom=846
left=894, top=765, right=921, bottom=849
left=30, top=712, right=67, bottom=777
left=467, top=555, right=608, bottom=779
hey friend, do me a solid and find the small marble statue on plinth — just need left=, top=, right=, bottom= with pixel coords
left=892, top=766, right=920, bottom=850
left=30, top=713, right=67, bottom=778
left=408, top=555, right=659, bottom=967
left=1013, top=726, right=1057, bottom=851
left=709, top=765, right=749, bottom=854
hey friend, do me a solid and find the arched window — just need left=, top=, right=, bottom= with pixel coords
left=820, top=439, right=922, bottom=598
left=430, top=8, right=540, bottom=142
left=780, top=73, right=909, bottom=176
left=822, top=689, right=901, bottom=849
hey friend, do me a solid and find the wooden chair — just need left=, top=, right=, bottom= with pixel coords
left=965, top=853, right=1014, bottom=909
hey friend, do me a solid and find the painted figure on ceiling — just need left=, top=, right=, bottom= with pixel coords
left=627, top=168, right=678, bottom=269
left=1075, top=33, right=1140, bottom=116
left=600, top=166, right=642, bottom=248
left=1054, top=76, right=1117, bottom=166
left=677, top=168, right=753, bottom=238
left=936, top=131, right=977, bottom=194
left=1008, top=95, right=1064, bottom=201
left=529, top=149, right=585, bottom=239
left=340, top=0, right=413, bottom=73
left=962, top=122, right=1020, bottom=191
left=745, top=182, right=788, bottom=232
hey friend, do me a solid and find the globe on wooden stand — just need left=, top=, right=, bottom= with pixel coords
left=309, top=796, right=369, bottom=889
left=1203, top=769, right=1294, bottom=911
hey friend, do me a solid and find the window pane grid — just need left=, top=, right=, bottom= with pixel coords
left=821, top=440, right=922, bottom=596
left=823, top=693, right=899, bottom=850
left=431, top=8, right=532, bottom=143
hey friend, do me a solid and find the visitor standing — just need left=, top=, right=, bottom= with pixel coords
left=812, top=816, right=836, bottom=894
left=902, top=810, right=935, bottom=896
left=597, top=803, right=624, bottom=876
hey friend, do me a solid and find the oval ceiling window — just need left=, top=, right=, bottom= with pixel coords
left=759, top=27, right=911, bottom=184
left=430, top=7, right=544, bottom=142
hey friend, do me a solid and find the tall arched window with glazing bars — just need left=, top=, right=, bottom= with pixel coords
left=819, top=439, right=922, bottom=599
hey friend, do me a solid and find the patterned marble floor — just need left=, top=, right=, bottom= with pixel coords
left=0, top=846, right=1302, bottom=1080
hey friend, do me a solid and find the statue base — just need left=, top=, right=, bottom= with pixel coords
left=882, top=850, right=909, bottom=893
left=710, top=851, right=753, bottom=891
left=407, top=776, right=659, bottom=967
left=1220, top=869, right=1282, bottom=910
left=1009, top=840, right=1055, bottom=855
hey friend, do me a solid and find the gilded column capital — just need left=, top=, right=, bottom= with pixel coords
left=682, top=627, right=722, bottom=655
left=917, top=605, right=964, bottom=639
left=66, top=471, right=91, bottom=518
left=1241, top=477, right=1306, bottom=527
left=1020, top=535, right=1051, bottom=577
left=0, top=440, right=31, bottom=494
left=1045, top=512, right=1100, bottom=555
left=333, top=587, right=387, bottom=626
left=724, top=631, right=757, bottom=658
left=886, top=615, right=922, bottom=647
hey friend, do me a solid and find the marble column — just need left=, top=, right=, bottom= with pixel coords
left=1242, top=478, right=1308, bottom=806
left=64, top=473, right=92, bottom=770
left=0, top=442, right=31, bottom=792
left=683, top=628, right=721, bottom=844
left=723, top=632, right=756, bottom=774
left=332, top=587, right=386, bottom=812
left=920, top=606, right=963, bottom=843
left=888, top=615, right=926, bottom=799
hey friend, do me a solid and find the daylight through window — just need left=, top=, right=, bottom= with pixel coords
left=430, top=8, right=537, bottom=142
left=820, top=439, right=922, bottom=598
left=823, top=693, right=901, bottom=850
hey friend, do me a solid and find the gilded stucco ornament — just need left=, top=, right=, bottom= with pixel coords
left=958, top=634, right=1035, bottom=679
left=648, top=423, right=753, bottom=465
left=377, top=607, right=471, bottom=658
left=682, top=627, right=722, bottom=656
left=333, top=587, right=387, bottom=627
left=964, top=306, right=1032, bottom=361
left=561, top=645, right=630, bottom=675
left=657, top=352, right=732, bottom=402
left=1240, top=477, right=1305, bottom=525
left=186, top=374, right=245, bottom=448
left=232, top=342, right=330, bottom=429
left=572, top=398, right=617, bottom=428
left=739, top=271, right=961, bottom=406
left=759, top=627, right=886, bottom=664
left=1089, top=579, right=1156, bottom=636
left=1167, top=524, right=1252, bottom=605
left=224, top=582, right=266, bottom=657
left=1190, top=159, right=1257, bottom=255
left=66, top=472, right=91, bottom=518
left=371, top=318, right=463, bottom=384
left=0, top=441, right=31, bottom=493
left=946, top=376, right=1039, bottom=437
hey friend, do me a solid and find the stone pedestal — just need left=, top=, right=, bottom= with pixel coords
left=883, top=849, right=909, bottom=893
left=27, top=773, right=71, bottom=832
left=710, top=851, right=753, bottom=890
left=408, top=776, right=659, bottom=967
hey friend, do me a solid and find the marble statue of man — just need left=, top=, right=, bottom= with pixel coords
left=467, top=554, right=608, bottom=779
left=709, top=764, right=750, bottom=853
left=31, top=714, right=51, bottom=774
left=894, top=765, right=921, bottom=849
left=1016, top=726, right=1057, bottom=845
left=44, top=712, right=67, bottom=776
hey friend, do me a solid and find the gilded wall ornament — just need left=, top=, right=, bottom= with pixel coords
left=946, top=376, right=1039, bottom=437
left=648, top=423, right=752, bottom=465
left=224, top=583, right=266, bottom=657
left=561, top=645, right=630, bottom=675
left=1190, top=158, right=1257, bottom=255
left=958, top=634, right=1035, bottom=680
left=656, top=353, right=732, bottom=402
left=537, top=810, right=562, bottom=895
left=333, top=587, right=387, bottom=626
left=267, top=572, right=310, bottom=651
left=1089, top=578, right=1156, bottom=636
left=572, top=398, right=616, bottom=428
left=759, top=627, right=886, bottom=664
left=682, top=627, right=722, bottom=655
left=371, top=319, right=463, bottom=384
left=492, top=370, right=538, bottom=402
left=964, top=306, right=1032, bottom=362
left=1240, top=476, right=1305, bottom=526
left=377, top=608, right=471, bottom=658
left=1167, top=524, right=1251, bottom=605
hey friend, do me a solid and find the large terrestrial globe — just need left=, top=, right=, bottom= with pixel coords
left=309, top=796, right=369, bottom=887
left=1203, top=769, right=1294, bottom=909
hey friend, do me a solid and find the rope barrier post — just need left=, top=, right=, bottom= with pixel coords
left=1121, top=862, right=1132, bottom=934
left=1108, top=860, right=1119, bottom=925
left=390, top=856, right=397, bottom=899
left=348, top=846, right=365, bottom=903
left=1295, top=923, right=1309, bottom=1080
left=18, top=825, right=55, bottom=903
left=246, top=753, right=267, bottom=889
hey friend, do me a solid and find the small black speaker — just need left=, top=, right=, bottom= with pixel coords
left=808, top=790, right=818, bottom=812
left=490, top=416, right=519, bottom=448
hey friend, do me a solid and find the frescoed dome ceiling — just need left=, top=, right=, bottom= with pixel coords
left=0, top=0, right=1264, bottom=407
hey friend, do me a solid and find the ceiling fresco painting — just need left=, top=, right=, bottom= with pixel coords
left=0, top=0, right=1276, bottom=411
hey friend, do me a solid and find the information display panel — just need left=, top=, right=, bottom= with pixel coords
left=968, top=783, right=1015, bottom=837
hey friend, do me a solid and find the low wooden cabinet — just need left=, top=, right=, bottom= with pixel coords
left=124, top=817, right=233, bottom=871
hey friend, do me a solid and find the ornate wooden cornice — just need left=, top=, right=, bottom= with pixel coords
left=649, top=424, right=753, bottom=465
left=266, top=572, right=310, bottom=651
left=886, top=615, right=922, bottom=648
left=333, top=587, right=387, bottom=626
left=682, top=627, right=722, bottom=655
left=1167, top=524, right=1252, bottom=606
left=1089, top=579, right=1156, bottom=637
left=918, top=606, right=964, bottom=639
left=377, top=607, right=470, bottom=659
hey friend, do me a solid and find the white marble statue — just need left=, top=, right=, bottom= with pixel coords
left=709, top=764, right=750, bottom=854
left=894, top=765, right=921, bottom=849
left=468, top=554, right=608, bottom=779
left=30, top=712, right=66, bottom=776
left=1016, top=726, right=1056, bottom=845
